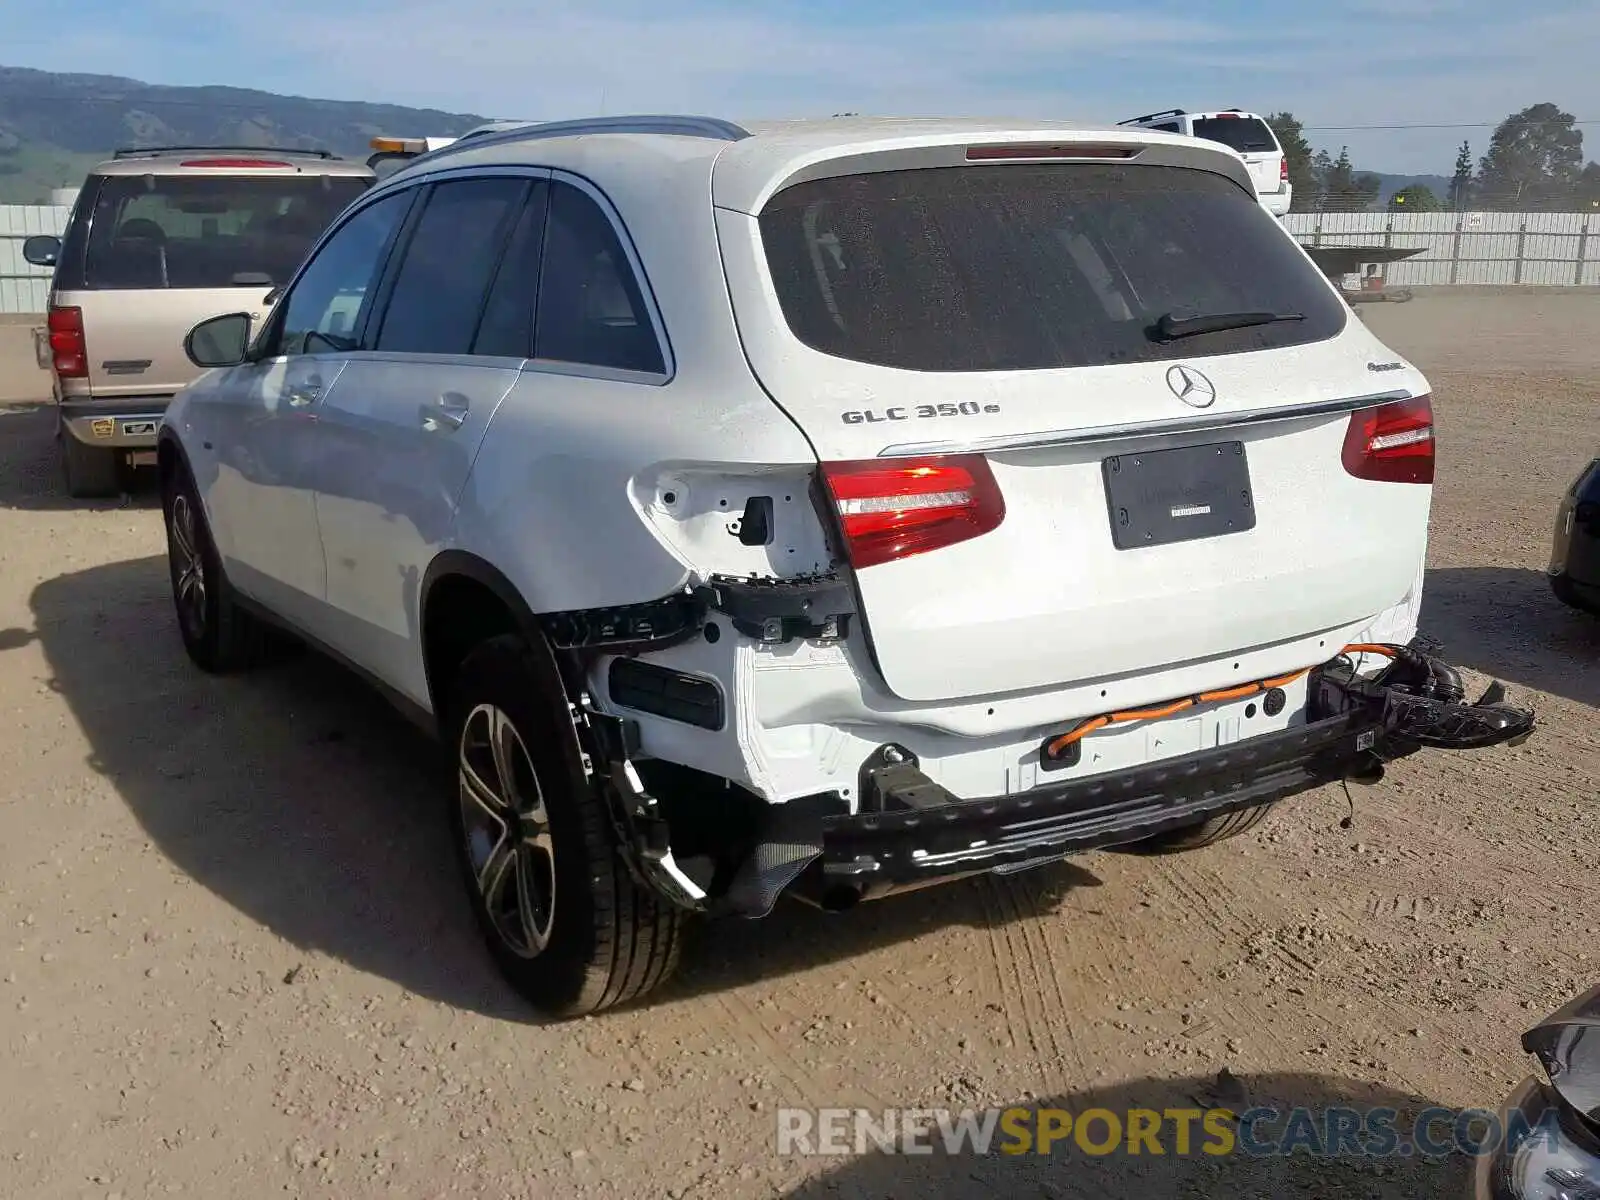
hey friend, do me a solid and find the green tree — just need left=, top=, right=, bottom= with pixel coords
left=1448, top=140, right=1473, bottom=209
left=1316, top=147, right=1381, bottom=211
left=1389, top=185, right=1443, bottom=212
left=1475, top=102, right=1584, bottom=209
left=1264, top=111, right=1318, bottom=212
left=1579, top=162, right=1600, bottom=209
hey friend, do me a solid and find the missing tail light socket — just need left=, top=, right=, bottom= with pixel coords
left=692, top=572, right=854, bottom=645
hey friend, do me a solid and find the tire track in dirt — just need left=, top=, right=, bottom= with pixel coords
left=1149, top=855, right=1305, bottom=1062
left=1003, top=874, right=1100, bottom=1092
left=1154, top=855, right=1464, bottom=1099
left=978, top=875, right=1080, bottom=1094
left=976, top=878, right=1057, bottom=1096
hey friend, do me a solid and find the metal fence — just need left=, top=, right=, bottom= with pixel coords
left=0, top=205, right=71, bottom=314
left=7, top=204, right=1600, bottom=313
left=1281, top=211, right=1600, bottom=287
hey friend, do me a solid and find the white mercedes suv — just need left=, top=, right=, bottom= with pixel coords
left=158, top=115, right=1533, bottom=1017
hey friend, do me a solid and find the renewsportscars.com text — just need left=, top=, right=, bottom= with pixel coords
left=776, top=1104, right=1561, bottom=1159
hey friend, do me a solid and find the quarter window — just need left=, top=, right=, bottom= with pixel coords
left=533, top=181, right=664, bottom=376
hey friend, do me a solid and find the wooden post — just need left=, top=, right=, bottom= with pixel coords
left=1576, top=215, right=1590, bottom=286
left=1449, top=217, right=1463, bottom=285
left=1513, top=221, right=1528, bottom=285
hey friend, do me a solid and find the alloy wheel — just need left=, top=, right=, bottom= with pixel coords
left=457, top=703, right=557, bottom=957
left=169, top=494, right=208, bottom=641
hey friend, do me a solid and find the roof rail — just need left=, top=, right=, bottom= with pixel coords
left=112, top=145, right=338, bottom=160
left=407, top=115, right=751, bottom=168
left=1117, top=109, right=1186, bottom=126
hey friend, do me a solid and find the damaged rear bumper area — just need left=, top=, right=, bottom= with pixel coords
left=713, top=645, right=1535, bottom=916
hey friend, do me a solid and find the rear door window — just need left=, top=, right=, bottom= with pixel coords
left=372, top=177, right=529, bottom=355
left=82, top=174, right=370, bottom=290
left=757, top=163, right=1344, bottom=373
left=1190, top=117, right=1280, bottom=155
left=472, top=182, right=551, bottom=358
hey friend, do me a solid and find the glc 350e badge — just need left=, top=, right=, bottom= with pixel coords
left=1166, top=364, right=1217, bottom=409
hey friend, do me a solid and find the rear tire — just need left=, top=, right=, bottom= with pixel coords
left=1553, top=574, right=1598, bottom=614
left=61, top=434, right=121, bottom=498
left=445, top=634, right=685, bottom=1018
left=1117, top=801, right=1279, bottom=855
left=161, top=456, right=268, bottom=672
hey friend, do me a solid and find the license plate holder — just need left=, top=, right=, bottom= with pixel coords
left=1103, top=440, right=1255, bottom=550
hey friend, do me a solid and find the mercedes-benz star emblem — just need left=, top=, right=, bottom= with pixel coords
left=1166, top=364, right=1217, bottom=409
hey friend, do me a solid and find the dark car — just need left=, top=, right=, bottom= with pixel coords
left=1551, top=455, right=1600, bottom=613
left=1474, top=984, right=1600, bottom=1198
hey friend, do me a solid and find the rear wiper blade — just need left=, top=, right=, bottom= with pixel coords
left=1149, top=310, right=1305, bottom=342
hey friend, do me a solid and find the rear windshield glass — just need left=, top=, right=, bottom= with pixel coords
left=82, top=174, right=370, bottom=290
left=757, top=163, right=1343, bottom=373
left=1190, top=117, right=1280, bottom=154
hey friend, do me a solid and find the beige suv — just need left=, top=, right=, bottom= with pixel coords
left=23, top=147, right=373, bottom=496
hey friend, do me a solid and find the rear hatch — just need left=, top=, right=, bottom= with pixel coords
left=716, top=140, right=1432, bottom=704
left=1189, top=114, right=1284, bottom=197
left=59, top=163, right=370, bottom=398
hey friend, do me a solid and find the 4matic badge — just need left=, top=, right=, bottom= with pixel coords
left=840, top=402, right=1001, bottom=425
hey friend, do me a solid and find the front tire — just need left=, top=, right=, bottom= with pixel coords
left=161, top=457, right=266, bottom=672
left=446, top=634, right=685, bottom=1018
left=1117, top=801, right=1279, bottom=855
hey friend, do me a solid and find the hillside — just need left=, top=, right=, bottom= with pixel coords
left=0, top=64, right=1461, bottom=209
left=0, top=66, right=489, bottom=202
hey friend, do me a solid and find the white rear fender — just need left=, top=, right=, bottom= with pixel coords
left=450, top=371, right=826, bottom=616
left=629, top=463, right=835, bottom=582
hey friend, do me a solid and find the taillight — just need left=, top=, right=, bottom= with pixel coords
left=1280, top=158, right=1289, bottom=182
left=1342, top=395, right=1434, bottom=484
left=47, top=306, right=87, bottom=379
left=820, top=455, right=1005, bottom=569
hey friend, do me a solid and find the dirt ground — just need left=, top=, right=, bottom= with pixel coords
left=0, top=293, right=1595, bottom=1200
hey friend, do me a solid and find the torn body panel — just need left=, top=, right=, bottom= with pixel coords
left=574, top=624, right=1534, bottom=917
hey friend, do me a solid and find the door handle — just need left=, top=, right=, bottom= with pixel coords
left=421, top=393, right=469, bottom=432
left=286, top=381, right=322, bottom=407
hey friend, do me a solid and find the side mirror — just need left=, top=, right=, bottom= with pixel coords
left=185, top=312, right=254, bottom=369
left=22, top=235, right=60, bottom=268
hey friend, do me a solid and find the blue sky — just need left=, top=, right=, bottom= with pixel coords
left=15, top=0, right=1600, bottom=174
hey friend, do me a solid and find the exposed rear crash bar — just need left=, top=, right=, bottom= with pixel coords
left=823, top=710, right=1386, bottom=889
left=817, top=644, right=1535, bottom=895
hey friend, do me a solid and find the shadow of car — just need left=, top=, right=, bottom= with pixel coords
left=28, top=555, right=1099, bottom=1018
